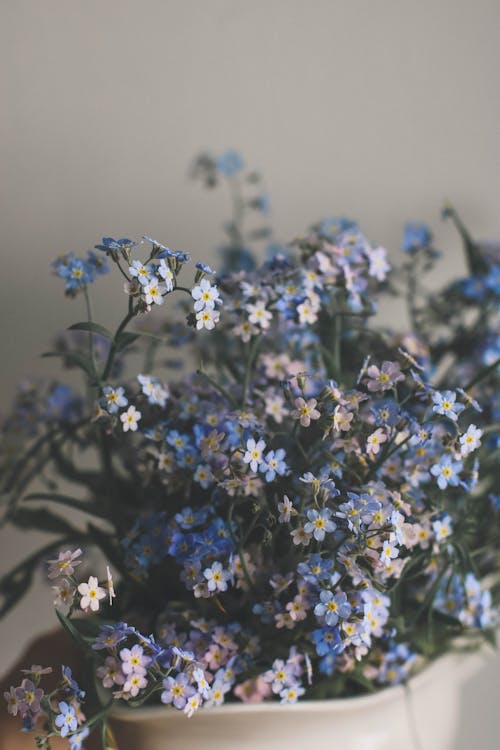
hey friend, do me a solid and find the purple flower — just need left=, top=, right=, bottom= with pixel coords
left=161, top=673, right=195, bottom=709
left=92, top=622, right=134, bottom=650
left=366, top=361, right=404, bottom=392
left=14, top=679, right=43, bottom=717
left=263, top=659, right=294, bottom=694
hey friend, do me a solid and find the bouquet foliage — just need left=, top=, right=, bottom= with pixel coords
left=2, top=152, right=499, bottom=748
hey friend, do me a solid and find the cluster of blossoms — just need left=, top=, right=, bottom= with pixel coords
left=2, top=154, right=499, bottom=747
left=4, top=664, right=89, bottom=749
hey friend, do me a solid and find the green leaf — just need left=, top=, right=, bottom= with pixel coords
left=114, top=331, right=141, bottom=353
left=69, top=321, right=114, bottom=339
left=9, top=506, right=78, bottom=536
left=348, top=669, right=375, bottom=693
left=41, top=350, right=97, bottom=380
left=56, top=609, right=92, bottom=652
left=102, top=721, right=120, bottom=750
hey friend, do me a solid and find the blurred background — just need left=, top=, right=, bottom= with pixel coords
left=1, top=0, right=499, bottom=745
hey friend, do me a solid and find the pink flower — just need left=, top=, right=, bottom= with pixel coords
left=366, top=361, right=404, bottom=392
left=234, top=676, right=272, bottom=704
left=291, top=397, right=320, bottom=427
left=47, top=548, right=82, bottom=580
left=366, top=428, right=388, bottom=456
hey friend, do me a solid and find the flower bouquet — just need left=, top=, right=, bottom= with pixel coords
left=2, top=152, right=499, bottom=749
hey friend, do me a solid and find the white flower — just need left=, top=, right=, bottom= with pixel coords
left=196, top=308, right=220, bottom=330
left=143, top=278, right=166, bottom=306
left=52, top=578, right=76, bottom=609
left=246, top=300, right=272, bottom=329
left=106, top=566, right=116, bottom=606
left=120, top=405, right=142, bottom=432
left=290, top=527, right=312, bottom=546
left=123, top=672, right=147, bottom=697
left=158, top=260, right=174, bottom=291
left=78, top=576, right=107, bottom=612
left=297, top=296, right=319, bottom=325
left=243, top=438, right=266, bottom=472
left=277, top=495, right=295, bottom=523
left=333, top=405, right=354, bottom=432
left=366, top=428, right=388, bottom=456
left=433, top=515, right=453, bottom=542
left=203, top=562, right=231, bottom=592
left=193, top=463, right=214, bottom=489
left=459, top=424, right=482, bottom=456
left=120, top=645, right=151, bottom=676
left=191, top=278, right=221, bottom=311
left=380, top=539, right=399, bottom=568
left=184, top=693, right=201, bottom=717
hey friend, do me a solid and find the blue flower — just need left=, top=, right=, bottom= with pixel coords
left=195, top=261, right=215, bottom=275
left=46, top=385, right=82, bottom=421
left=297, top=554, right=333, bottom=584
left=311, top=627, right=343, bottom=656
left=53, top=254, right=93, bottom=291
left=260, top=448, right=288, bottom=482
left=371, top=398, right=400, bottom=427
left=129, top=260, right=154, bottom=287
left=485, top=265, right=500, bottom=296
left=314, top=589, right=351, bottom=626
left=95, top=236, right=136, bottom=253
left=432, top=390, right=464, bottom=422
left=318, top=217, right=358, bottom=241
left=86, top=250, right=109, bottom=276
left=304, top=508, right=336, bottom=542
left=175, top=507, right=209, bottom=530
left=215, top=150, right=244, bottom=176
left=101, top=385, right=128, bottom=414
left=318, top=653, right=338, bottom=676
left=430, top=456, right=462, bottom=490
left=61, top=666, right=86, bottom=700
left=54, top=701, right=78, bottom=737
left=402, top=222, right=432, bottom=252
left=161, top=672, right=195, bottom=709
left=69, top=728, right=90, bottom=750
left=92, top=622, right=136, bottom=650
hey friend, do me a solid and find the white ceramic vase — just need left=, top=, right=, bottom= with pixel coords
left=109, top=647, right=488, bottom=750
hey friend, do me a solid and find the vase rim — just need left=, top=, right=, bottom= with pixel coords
left=110, top=645, right=484, bottom=723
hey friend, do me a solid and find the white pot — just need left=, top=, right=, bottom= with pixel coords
left=109, top=647, right=488, bottom=750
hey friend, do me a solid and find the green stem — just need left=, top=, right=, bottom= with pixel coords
left=197, top=368, right=237, bottom=408
left=443, top=204, right=488, bottom=275
left=101, top=310, right=136, bottom=381
left=241, top=335, right=261, bottom=407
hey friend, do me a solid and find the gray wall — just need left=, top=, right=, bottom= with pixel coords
left=1, top=1, right=499, bottom=745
